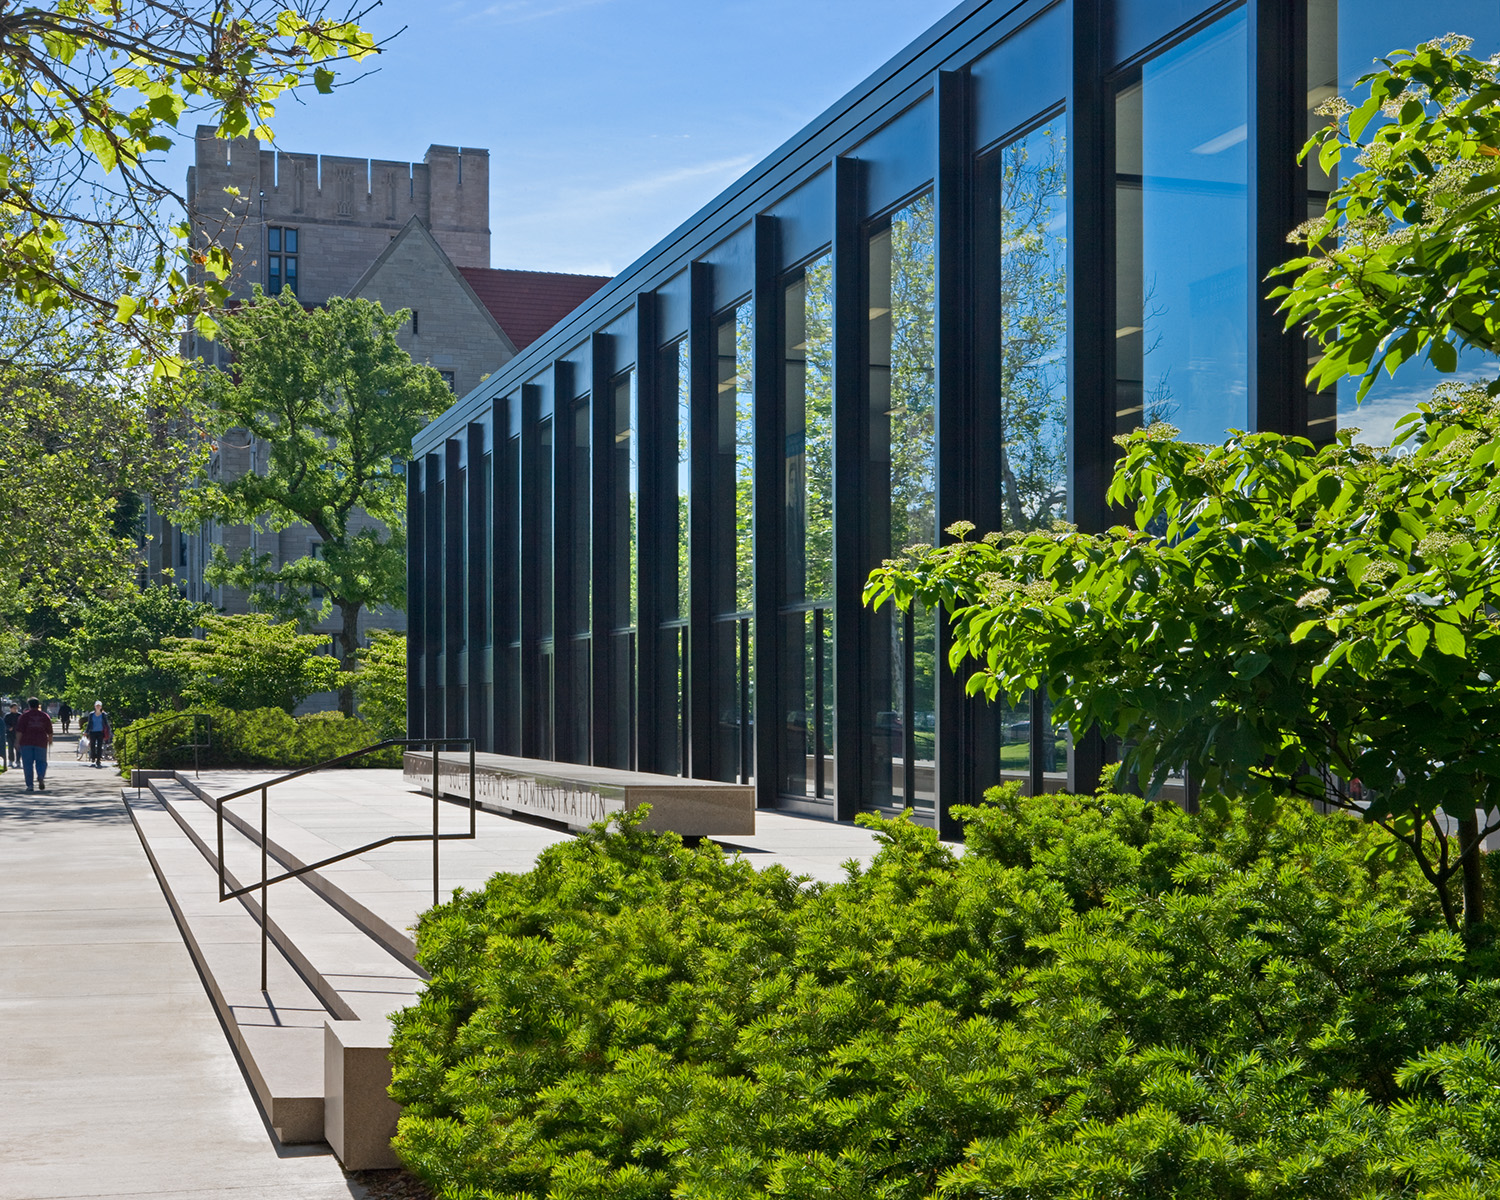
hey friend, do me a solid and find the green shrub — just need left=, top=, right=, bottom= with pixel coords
left=115, top=705, right=399, bottom=773
left=149, top=612, right=342, bottom=712
left=388, top=787, right=1500, bottom=1200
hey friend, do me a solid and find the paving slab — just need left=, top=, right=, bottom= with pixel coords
left=0, top=755, right=371, bottom=1200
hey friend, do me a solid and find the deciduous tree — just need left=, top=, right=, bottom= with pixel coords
left=183, top=289, right=453, bottom=713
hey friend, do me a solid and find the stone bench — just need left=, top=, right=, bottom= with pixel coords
left=404, top=751, right=755, bottom=836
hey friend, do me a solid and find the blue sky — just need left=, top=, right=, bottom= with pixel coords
left=160, top=0, right=964, bottom=276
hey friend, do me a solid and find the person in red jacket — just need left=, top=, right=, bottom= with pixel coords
left=16, top=697, right=53, bottom=793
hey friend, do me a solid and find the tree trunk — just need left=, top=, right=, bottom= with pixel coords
left=336, top=600, right=362, bottom=717
left=1457, top=805, right=1486, bottom=930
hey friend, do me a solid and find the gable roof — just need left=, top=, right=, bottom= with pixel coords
left=349, top=216, right=518, bottom=357
left=456, top=267, right=612, bottom=352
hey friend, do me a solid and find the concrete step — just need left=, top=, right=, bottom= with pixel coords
left=123, top=788, right=329, bottom=1145
left=160, top=772, right=424, bottom=970
left=149, top=775, right=425, bottom=1025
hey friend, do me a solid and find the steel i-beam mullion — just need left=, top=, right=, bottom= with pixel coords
left=443, top=438, right=465, bottom=737
left=553, top=360, right=583, bottom=763
left=466, top=422, right=488, bottom=750
left=519, top=385, right=545, bottom=758
left=590, top=332, right=614, bottom=767
left=687, top=261, right=715, bottom=777
left=752, top=214, right=782, bottom=810
left=406, top=463, right=424, bottom=740
left=1249, top=0, right=1304, bottom=436
left=634, top=293, right=663, bottom=773
left=422, top=452, right=443, bottom=739
left=831, top=154, right=866, bottom=822
left=1066, top=0, right=1110, bottom=793
left=934, top=67, right=980, bottom=839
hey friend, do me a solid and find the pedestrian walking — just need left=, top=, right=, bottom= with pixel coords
left=16, top=697, right=52, bottom=792
left=84, top=701, right=111, bottom=768
left=3, top=702, right=19, bottom=767
left=58, top=701, right=72, bottom=734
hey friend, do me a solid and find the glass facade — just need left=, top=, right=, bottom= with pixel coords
left=407, top=0, right=1495, bottom=830
left=1114, top=9, right=1249, bottom=444
left=779, top=256, right=834, bottom=800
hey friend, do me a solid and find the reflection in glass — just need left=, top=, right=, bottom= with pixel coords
left=605, top=370, right=638, bottom=767
left=536, top=417, right=554, bottom=758
left=711, top=302, right=754, bottom=782
left=867, top=194, right=936, bottom=811
left=562, top=396, right=590, bottom=761
left=997, top=120, right=1068, bottom=531
left=496, top=435, right=521, bottom=754
left=1306, top=0, right=1500, bottom=446
left=780, top=256, right=834, bottom=799
left=1115, top=10, right=1249, bottom=444
left=653, top=340, right=690, bottom=775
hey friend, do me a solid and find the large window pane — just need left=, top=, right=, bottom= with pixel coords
left=605, top=369, right=638, bottom=767
left=496, top=435, right=521, bottom=754
left=562, top=395, right=591, bottom=760
left=1306, top=0, right=1500, bottom=446
left=711, top=302, right=754, bottom=782
left=866, top=194, right=936, bottom=812
left=535, top=416, right=554, bottom=758
left=1115, top=9, right=1249, bottom=444
left=779, top=255, right=834, bottom=800
left=652, top=340, right=690, bottom=775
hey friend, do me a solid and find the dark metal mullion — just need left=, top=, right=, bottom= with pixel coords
left=935, top=67, right=976, bottom=838
left=590, top=331, right=613, bottom=767
left=405, top=463, right=424, bottom=740
left=752, top=213, right=782, bottom=808
left=902, top=606, right=916, bottom=809
left=519, top=385, right=544, bottom=758
left=422, top=451, right=442, bottom=740
left=466, top=421, right=488, bottom=750
left=831, top=154, right=866, bottom=822
left=634, top=293, right=662, bottom=773
left=1066, top=0, right=1110, bottom=793
left=443, top=439, right=465, bottom=738
left=687, top=261, right=716, bottom=778
left=1249, top=0, right=1304, bottom=435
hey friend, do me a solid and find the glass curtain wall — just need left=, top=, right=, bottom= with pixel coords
left=605, top=369, right=638, bottom=768
left=1306, top=0, right=1500, bottom=447
left=865, top=194, right=936, bottom=812
left=651, top=340, right=690, bottom=775
left=710, top=301, right=754, bottom=783
left=536, top=416, right=555, bottom=760
left=1114, top=8, right=1249, bottom=443
left=561, top=396, right=591, bottom=761
left=779, top=255, right=835, bottom=800
left=495, top=430, right=521, bottom=754
left=978, top=116, right=1070, bottom=793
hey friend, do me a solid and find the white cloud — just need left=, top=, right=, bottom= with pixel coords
left=461, top=0, right=613, bottom=25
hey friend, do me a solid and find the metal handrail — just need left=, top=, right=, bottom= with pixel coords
left=124, top=712, right=213, bottom=795
left=214, top=738, right=475, bottom=991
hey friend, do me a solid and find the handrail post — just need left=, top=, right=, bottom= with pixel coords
left=432, top=743, right=440, bottom=908
left=260, top=784, right=268, bottom=994
left=216, top=796, right=226, bottom=902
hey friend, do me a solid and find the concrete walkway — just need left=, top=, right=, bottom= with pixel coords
left=0, top=747, right=371, bottom=1200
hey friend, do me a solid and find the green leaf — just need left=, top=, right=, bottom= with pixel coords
left=1433, top=622, right=1466, bottom=657
left=1407, top=624, right=1431, bottom=657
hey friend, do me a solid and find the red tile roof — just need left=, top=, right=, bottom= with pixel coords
left=458, top=267, right=612, bottom=352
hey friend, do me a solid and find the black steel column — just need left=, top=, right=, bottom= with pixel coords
left=466, top=421, right=488, bottom=750
left=1249, top=0, right=1304, bottom=436
left=590, top=331, right=614, bottom=767
left=422, top=451, right=443, bottom=739
left=1067, top=0, right=1110, bottom=792
left=634, top=293, right=665, bottom=773
left=406, top=461, right=424, bottom=740
left=934, top=68, right=981, bottom=839
left=687, top=261, right=715, bottom=778
left=443, top=438, right=464, bottom=737
left=519, top=384, right=545, bottom=758
left=831, top=154, right=866, bottom=822
left=752, top=214, right=782, bottom=810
